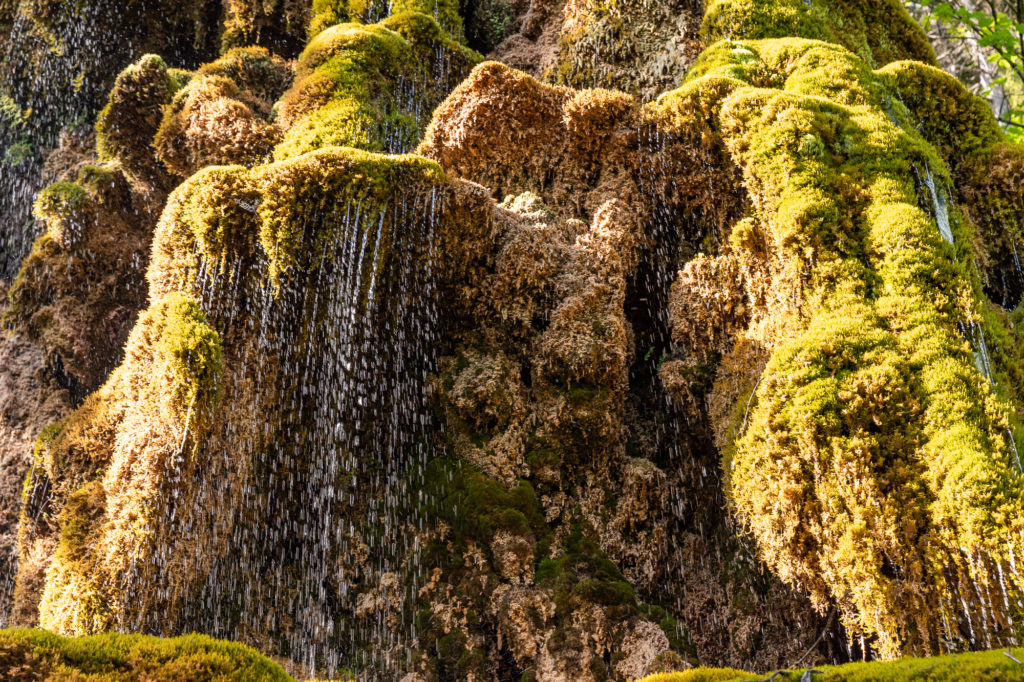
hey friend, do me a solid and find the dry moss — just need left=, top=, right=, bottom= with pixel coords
left=95, top=54, right=177, bottom=188
left=153, top=47, right=292, bottom=179
left=5, top=163, right=145, bottom=394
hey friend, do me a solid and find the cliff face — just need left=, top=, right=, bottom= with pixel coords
left=1, top=0, right=1024, bottom=680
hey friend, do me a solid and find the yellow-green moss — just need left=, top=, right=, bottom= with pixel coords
left=152, top=292, right=222, bottom=403
left=659, top=35, right=1024, bottom=656
left=701, top=0, right=936, bottom=68
left=274, top=14, right=479, bottom=160
left=255, top=147, right=446, bottom=286
left=32, top=182, right=88, bottom=243
left=0, top=628, right=293, bottom=680
left=309, top=0, right=372, bottom=38
left=639, top=646, right=1024, bottom=681
left=309, top=0, right=463, bottom=39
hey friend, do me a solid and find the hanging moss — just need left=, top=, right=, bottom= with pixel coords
left=31, top=182, right=89, bottom=246
left=308, top=0, right=372, bottom=38
left=658, top=30, right=1024, bottom=657
left=309, top=0, right=464, bottom=39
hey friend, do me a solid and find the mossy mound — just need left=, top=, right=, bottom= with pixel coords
left=274, top=12, right=480, bottom=160
left=0, top=628, right=292, bottom=681
left=95, top=54, right=178, bottom=188
left=639, top=646, right=1024, bottom=681
left=701, top=0, right=936, bottom=68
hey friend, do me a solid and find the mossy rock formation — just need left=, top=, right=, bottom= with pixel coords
left=0, top=0, right=1023, bottom=679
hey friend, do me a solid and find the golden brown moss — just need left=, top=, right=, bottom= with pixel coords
left=17, top=292, right=222, bottom=636
left=5, top=164, right=146, bottom=394
left=221, top=0, right=311, bottom=56
left=95, top=54, right=177, bottom=189
left=153, top=48, right=292, bottom=179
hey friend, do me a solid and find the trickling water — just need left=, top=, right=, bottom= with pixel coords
left=102, top=174, right=450, bottom=678
left=922, top=163, right=954, bottom=245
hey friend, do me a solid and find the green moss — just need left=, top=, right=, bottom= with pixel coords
left=167, top=68, right=194, bottom=93
left=275, top=14, right=479, bottom=160
left=639, top=646, right=1024, bottom=681
left=389, top=0, right=463, bottom=40
left=427, top=458, right=548, bottom=551
left=21, top=423, right=63, bottom=502
left=0, top=628, right=293, bottom=680
left=74, top=164, right=123, bottom=198
left=32, top=181, right=88, bottom=237
left=255, top=147, right=446, bottom=287
left=154, top=292, right=222, bottom=397
left=309, top=0, right=372, bottom=38
left=564, top=381, right=608, bottom=405
left=700, top=0, right=936, bottom=68
left=657, top=31, right=1024, bottom=656
left=535, top=529, right=637, bottom=622
left=309, top=0, right=463, bottom=39
left=639, top=603, right=694, bottom=659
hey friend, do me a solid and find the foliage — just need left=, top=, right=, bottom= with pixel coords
left=916, top=0, right=1024, bottom=141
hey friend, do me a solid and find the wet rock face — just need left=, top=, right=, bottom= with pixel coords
left=2, top=0, right=1024, bottom=679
